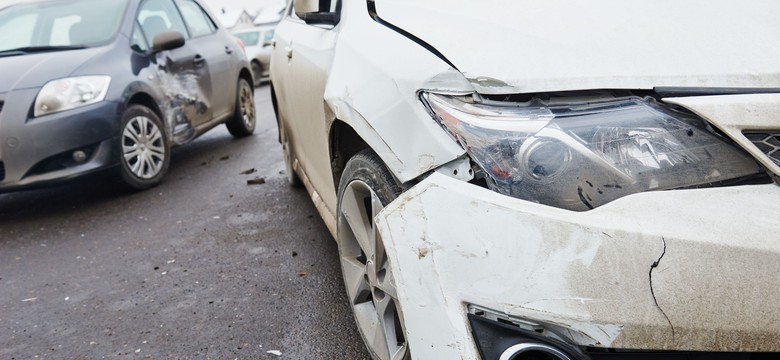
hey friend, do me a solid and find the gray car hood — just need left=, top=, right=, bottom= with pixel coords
left=375, top=0, right=780, bottom=94
left=0, top=47, right=104, bottom=93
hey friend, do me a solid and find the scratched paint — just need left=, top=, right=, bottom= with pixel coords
left=154, top=54, right=209, bottom=145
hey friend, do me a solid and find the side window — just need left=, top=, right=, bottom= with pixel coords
left=175, top=0, right=216, bottom=38
left=130, top=22, right=149, bottom=52
left=137, top=0, right=189, bottom=46
left=263, top=29, right=274, bottom=44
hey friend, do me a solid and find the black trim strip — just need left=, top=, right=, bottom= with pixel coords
left=655, top=87, right=780, bottom=97
left=366, top=0, right=458, bottom=70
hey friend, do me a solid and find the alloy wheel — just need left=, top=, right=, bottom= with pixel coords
left=239, top=80, right=256, bottom=130
left=338, top=180, right=409, bottom=360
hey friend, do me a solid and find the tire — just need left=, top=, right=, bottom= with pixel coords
left=225, top=77, right=256, bottom=137
left=279, top=119, right=303, bottom=187
left=250, top=61, right=262, bottom=87
left=336, top=149, right=410, bottom=360
left=118, top=105, right=171, bottom=190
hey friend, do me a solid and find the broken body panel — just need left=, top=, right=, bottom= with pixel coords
left=376, top=174, right=780, bottom=358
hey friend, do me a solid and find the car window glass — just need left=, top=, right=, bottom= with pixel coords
left=130, top=22, right=149, bottom=52
left=234, top=31, right=259, bottom=46
left=0, top=0, right=129, bottom=50
left=263, top=29, right=273, bottom=44
left=49, top=15, right=80, bottom=45
left=0, top=13, right=36, bottom=50
left=174, top=0, right=215, bottom=38
left=137, top=0, right=190, bottom=46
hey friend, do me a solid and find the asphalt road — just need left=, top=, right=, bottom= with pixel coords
left=0, top=85, right=371, bottom=359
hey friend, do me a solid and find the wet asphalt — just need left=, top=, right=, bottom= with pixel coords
left=0, top=85, right=371, bottom=359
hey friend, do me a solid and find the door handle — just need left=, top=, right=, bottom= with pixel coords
left=225, top=46, right=233, bottom=55
left=193, top=55, right=205, bottom=67
left=271, top=39, right=276, bottom=49
left=285, top=47, right=292, bottom=60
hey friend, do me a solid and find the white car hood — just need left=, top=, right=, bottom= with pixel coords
left=374, top=0, right=780, bottom=94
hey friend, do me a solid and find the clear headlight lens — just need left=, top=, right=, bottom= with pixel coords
left=34, top=76, right=111, bottom=117
left=423, top=93, right=763, bottom=211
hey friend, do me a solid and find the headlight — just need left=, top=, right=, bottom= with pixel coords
left=34, top=76, right=111, bottom=117
left=422, top=93, right=764, bottom=211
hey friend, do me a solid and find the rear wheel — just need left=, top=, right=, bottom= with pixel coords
left=337, top=150, right=410, bottom=360
left=225, top=77, right=256, bottom=137
left=118, top=105, right=170, bottom=190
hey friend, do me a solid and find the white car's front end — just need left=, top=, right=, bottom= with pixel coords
left=271, top=0, right=780, bottom=358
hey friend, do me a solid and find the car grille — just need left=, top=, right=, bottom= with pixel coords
left=744, top=132, right=780, bottom=166
left=0, top=161, right=5, bottom=182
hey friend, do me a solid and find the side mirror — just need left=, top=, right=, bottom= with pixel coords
left=151, top=31, right=185, bottom=53
left=294, top=0, right=339, bottom=25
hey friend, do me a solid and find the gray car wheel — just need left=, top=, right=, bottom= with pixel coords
left=337, top=150, right=410, bottom=360
left=119, top=104, right=170, bottom=190
left=226, top=77, right=256, bottom=137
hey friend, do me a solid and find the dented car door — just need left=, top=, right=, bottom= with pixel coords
left=138, top=0, right=212, bottom=143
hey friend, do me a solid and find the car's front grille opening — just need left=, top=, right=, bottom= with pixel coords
left=0, top=161, right=5, bottom=182
left=744, top=132, right=780, bottom=166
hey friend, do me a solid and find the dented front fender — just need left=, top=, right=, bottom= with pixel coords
left=376, top=173, right=780, bottom=358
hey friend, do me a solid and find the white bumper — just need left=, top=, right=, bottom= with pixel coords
left=376, top=173, right=780, bottom=358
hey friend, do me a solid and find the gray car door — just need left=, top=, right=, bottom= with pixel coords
left=174, top=0, right=236, bottom=121
left=138, top=0, right=212, bottom=144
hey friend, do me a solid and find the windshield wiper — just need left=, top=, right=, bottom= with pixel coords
left=0, top=45, right=87, bottom=57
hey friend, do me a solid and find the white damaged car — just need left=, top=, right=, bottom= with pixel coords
left=270, top=0, right=780, bottom=359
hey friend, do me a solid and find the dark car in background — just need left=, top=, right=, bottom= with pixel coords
left=0, top=0, right=255, bottom=191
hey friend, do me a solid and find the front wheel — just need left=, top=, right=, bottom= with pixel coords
left=225, top=77, right=256, bottom=137
left=336, top=149, right=410, bottom=360
left=118, top=105, right=170, bottom=190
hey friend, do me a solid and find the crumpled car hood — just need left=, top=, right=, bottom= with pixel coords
left=374, top=0, right=780, bottom=94
left=0, top=48, right=102, bottom=93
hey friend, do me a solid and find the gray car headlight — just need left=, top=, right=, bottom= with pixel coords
left=422, top=92, right=764, bottom=211
left=34, top=76, right=111, bottom=117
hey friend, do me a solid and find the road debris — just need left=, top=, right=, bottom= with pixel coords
left=219, top=155, right=230, bottom=161
left=247, top=177, right=266, bottom=186
left=297, top=272, right=308, bottom=278
left=267, top=350, right=282, bottom=356
left=22, top=297, right=38, bottom=302
left=240, top=168, right=257, bottom=175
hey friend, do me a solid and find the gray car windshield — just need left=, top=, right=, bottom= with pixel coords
left=0, top=0, right=130, bottom=53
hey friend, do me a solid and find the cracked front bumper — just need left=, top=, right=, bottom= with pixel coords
left=375, top=173, right=780, bottom=359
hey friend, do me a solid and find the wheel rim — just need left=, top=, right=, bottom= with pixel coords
left=338, top=180, right=409, bottom=360
left=122, top=116, right=165, bottom=180
left=239, top=81, right=255, bottom=130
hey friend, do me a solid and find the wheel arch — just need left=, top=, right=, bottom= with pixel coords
left=126, top=91, right=164, bottom=123
left=330, top=119, right=370, bottom=192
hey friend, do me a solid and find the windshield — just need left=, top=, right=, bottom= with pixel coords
left=234, top=31, right=260, bottom=46
left=0, top=0, right=130, bottom=52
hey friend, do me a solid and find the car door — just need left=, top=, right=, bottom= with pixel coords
left=137, top=0, right=212, bottom=142
left=174, top=0, right=237, bottom=121
left=274, top=0, right=341, bottom=214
